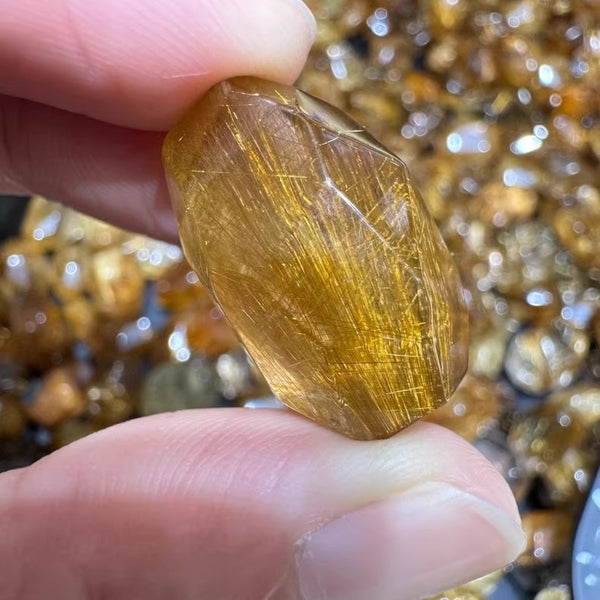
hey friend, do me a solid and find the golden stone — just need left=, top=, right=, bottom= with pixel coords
left=163, top=77, right=469, bottom=440
left=424, top=373, right=502, bottom=441
left=517, top=510, right=573, bottom=568
left=90, top=247, right=144, bottom=320
left=27, top=366, right=86, bottom=427
left=504, top=319, right=589, bottom=395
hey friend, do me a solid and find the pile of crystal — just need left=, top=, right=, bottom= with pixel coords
left=297, top=0, right=600, bottom=598
left=0, top=196, right=270, bottom=469
left=163, top=76, right=469, bottom=441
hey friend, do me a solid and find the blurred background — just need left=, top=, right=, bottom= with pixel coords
left=1, top=1, right=600, bottom=599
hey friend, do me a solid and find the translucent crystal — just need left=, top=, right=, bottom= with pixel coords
left=163, top=77, right=469, bottom=439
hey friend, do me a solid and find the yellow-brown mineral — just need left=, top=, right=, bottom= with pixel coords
left=163, top=77, right=468, bottom=440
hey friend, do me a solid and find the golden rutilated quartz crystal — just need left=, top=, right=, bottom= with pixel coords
left=163, top=77, right=468, bottom=440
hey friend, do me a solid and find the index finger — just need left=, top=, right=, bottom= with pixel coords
left=0, top=0, right=316, bottom=130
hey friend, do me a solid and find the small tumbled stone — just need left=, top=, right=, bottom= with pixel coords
left=504, top=320, right=589, bottom=395
left=27, top=367, right=86, bottom=427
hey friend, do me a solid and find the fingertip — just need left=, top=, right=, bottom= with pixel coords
left=397, top=422, right=522, bottom=523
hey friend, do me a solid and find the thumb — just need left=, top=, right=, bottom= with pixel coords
left=0, top=409, right=524, bottom=600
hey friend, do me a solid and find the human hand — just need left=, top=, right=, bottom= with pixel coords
left=0, top=1, right=525, bottom=598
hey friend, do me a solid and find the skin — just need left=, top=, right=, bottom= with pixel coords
left=0, top=1, right=525, bottom=599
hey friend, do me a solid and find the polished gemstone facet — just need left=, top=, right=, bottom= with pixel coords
left=163, top=77, right=469, bottom=439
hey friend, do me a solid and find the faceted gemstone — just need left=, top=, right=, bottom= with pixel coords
left=163, top=77, right=469, bottom=440
left=27, top=367, right=86, bottom=427
left=153, top=306, right=240, bottom=363
left=58, top=208, right=125, bottom=249
left=468, top=325, right=509, bottom=379
left=518, top=510, right=574, bottom=568
left=472, top=181, right=538, bottom=227
left=62, top=298, right=97, bottom=341
left=540, top=446, right=595, bottom=505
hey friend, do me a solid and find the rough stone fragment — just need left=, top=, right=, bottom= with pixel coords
left=163, top=77, right=469, bottom=439
left=27, top=367, right=86, bottom=427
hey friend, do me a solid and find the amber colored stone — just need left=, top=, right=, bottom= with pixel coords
left=549, top=383, right=600, bottom=425
left=0, top=394, right=26, bottom=440
left=155, top=260, right=213, bottom=311
left=424, top=374, right=502, bottom=441
left=27, top=367, right=86, bottom=427
left=52, top=246, right=91, bottom=302
left=62, top=298, right=97, bottom=341
left=518, top=510, right=574, bottom=568
left=163, top=77, right=469, bottom=440
left=20, top=196, right=64, bottom=250
left=8, top=292, right=70, bottom=370
left=90, top=247, right=144, bottom=319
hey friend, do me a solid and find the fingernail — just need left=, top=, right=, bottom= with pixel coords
left=282, top=0, right=317, bottom=41
left=295, top=482, right=525, bottom=600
